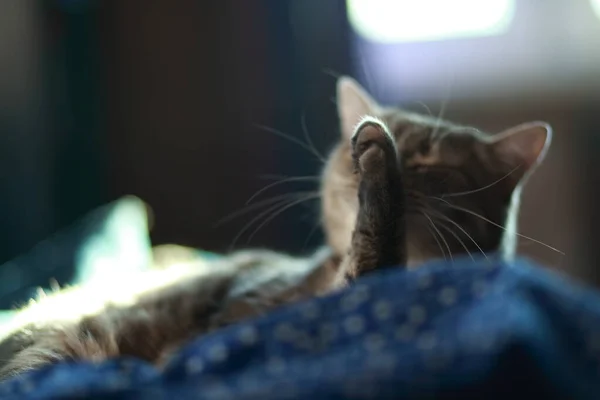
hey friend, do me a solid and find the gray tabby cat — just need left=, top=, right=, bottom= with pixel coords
left=0, top=77, right=551, bottom=378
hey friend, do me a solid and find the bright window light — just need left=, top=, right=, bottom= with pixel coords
left=592, top=0, right=600, bottom=20
left=347, top=0, right=515, bottom=43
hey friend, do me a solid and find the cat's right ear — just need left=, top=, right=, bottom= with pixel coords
left=337, top=77, right=379, bottom=139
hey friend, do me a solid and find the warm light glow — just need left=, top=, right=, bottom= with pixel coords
left=592, top=0, right=600, bottom=20
left=0, top=261, right=215, bottom=339
left=347, top=0, right=515, bottom=43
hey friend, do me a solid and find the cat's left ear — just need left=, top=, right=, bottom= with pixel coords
left=337, top=77, right=380, bottom=139
left=488, top=121, right=552, bottom=180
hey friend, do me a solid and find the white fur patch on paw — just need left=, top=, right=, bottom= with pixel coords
left=351, top=116, right=393, bottom=143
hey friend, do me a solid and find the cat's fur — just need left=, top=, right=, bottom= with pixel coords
left=0, top=77, right=551, bottom=379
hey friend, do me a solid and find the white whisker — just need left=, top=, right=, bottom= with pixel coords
left=302, top=221, right=322, bottom=251
left=246, top=194, right=320, bottom=244
left=423, top=215, right=447, bottom=261
left=430, top=70, right=455, bottom=142
left=301, top=113, right=327, bottom=163
left=434, top=219, right=475, bottom=261
left=430, top=198, right=565, bottom=255
left=355, top=45, right=378, bottom=100
left=230, top=198, right=305, bottom=248
left=322, top=68, right=343, bottom=79
left=246, top=176, right=319, bottom=205
left=230, top=193, right=319, bottom=249
left=429, top=209, right=488, bottom=260
left=442, top=165, right=521, bottom=198
left=414, top=101, right=434, bottom=118
left=215, top=192, right=317, bottom=227
left=421, top=211, right=453, bottom=263
left=254, top=124, right=326, bottom=163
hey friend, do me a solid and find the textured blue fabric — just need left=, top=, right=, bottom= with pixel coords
left=0, top=257, right=599, bottom=399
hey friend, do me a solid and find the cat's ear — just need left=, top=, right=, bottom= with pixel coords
left=337, top=77, right=380, bottom=139
left=488, top=121, right=552, bottom=181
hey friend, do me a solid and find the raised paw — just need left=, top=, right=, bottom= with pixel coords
left=347, top=117, right=406, bottom=275
left=351, top=117, right=398, bottom=177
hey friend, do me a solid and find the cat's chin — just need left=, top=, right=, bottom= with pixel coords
left=405, top=213, right=447, bottom=267
left=405, top=213, right=432, bottom=238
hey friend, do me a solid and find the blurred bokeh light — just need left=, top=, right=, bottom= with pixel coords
left=347, top=0, right=515, bottom=43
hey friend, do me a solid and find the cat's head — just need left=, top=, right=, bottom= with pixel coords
left=321, top=77, right=551, bottom=266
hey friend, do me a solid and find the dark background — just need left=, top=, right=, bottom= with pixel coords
left=0, top=0, right=598, bottom=307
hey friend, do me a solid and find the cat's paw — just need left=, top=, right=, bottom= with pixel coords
left=351, top=117, right=397, bottom=177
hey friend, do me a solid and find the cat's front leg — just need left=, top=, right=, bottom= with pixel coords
left=343, top=117, right=407, bottom=278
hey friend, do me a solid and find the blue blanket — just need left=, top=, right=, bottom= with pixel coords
left=0, top=197, right=599, bottom=399
left=1, top=257, right=599, bottom=399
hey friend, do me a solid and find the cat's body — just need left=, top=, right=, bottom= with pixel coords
left=0, top=248, right=339, bottom=376
left=0, top=77, right=551, bottom=379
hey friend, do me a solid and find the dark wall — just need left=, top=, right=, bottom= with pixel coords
left=0, top=0, right=108, bottom=297
left=99, top=0, right=352, bottom=254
